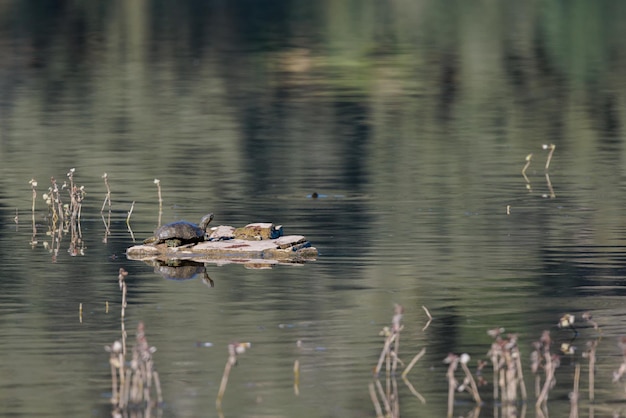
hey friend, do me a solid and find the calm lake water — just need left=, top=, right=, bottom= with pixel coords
left=2, top=2, right=626, bottom=417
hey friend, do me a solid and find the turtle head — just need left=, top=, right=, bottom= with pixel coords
left=199, top=213, right=214, bottom=230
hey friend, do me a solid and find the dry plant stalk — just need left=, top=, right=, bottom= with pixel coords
left=370, top=305, right=426, bottom=418
left=293, top=360, right=300, bottom=396
left=108, top=322, right=162, bottom=409
left=487, top=329, right=526, bottom=406
left=583, top=339, right=597, bottom=402
left=118, top=268, right=129, bottom=357
left=216, top=342, right=251, bottom=410
left=569, top=362, right=580, bottom=418
left=154, top=179, right=163, bottom=227
left=533, top=330, right=559, bottom=407
left=444, top=353, right=459, bottom=418
left=368, top=382, right=384, bottom=418
left=126, top=201, right=136, bottom=241
left=543, top=143, right=556, bottom=171
left=118, top=268, right=128, bottom=320
left=522, top=153, right=533, bottom=182
left=421, top=306, right=432, bottom=331
left=402, top=348, right=426, bottom=378
left=101, top=173, right=112, bottom=242
left=612, top=337, right=626, bottom=385
left=101, top=173, right=112, bottom=212
left=29, top=179, right=38, bottom=244
left=374, top=304, right=404, bottom=376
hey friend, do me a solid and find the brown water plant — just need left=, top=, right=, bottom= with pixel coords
left=371, top=305, right=426, bottom=418
left=216, top=341, right=251, bottom=413
left=101, top=173, right=112, bottom=242
left=543, top=143, right=556, bottom=171
left=533, top=331, right=560, bottom=408
left=106, top=322, right=162, bottom=409
left=612, top=337, right=626, bottom=387
left=154, top=179, right=162, bottom=227
left=487, top=330, right=527, bottom=407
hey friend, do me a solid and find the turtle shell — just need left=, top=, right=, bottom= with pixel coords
left=154, top=221, right=205, bottom=242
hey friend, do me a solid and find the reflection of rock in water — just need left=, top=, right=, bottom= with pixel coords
left=148, top=259, right=214, bottom=288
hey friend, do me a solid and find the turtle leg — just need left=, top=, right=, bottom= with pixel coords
left=166, top=239, right=182, bottom=247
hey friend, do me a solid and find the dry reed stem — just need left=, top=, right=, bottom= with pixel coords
left=154, top=179, right=163, bottom=227
left=522, top=153, right=533, bottom=182
left=569, top=363, right=580, bottom=418
left=216, top=342, right=250, bottom=409
left=491, top=348, right=499, bottom=401
left=375, top=378, right=392, bottom=417
left=585, top=341, right=597, bottom=401
left=126, top=201, right=135, bottom=241
left=445, top=355, right=458, bottom=418
left=515, top=349, right=528, bottom=401
left=402, top=347, right=426, bottom=378
left=536, top=351, right=556, bottom=406
left=293, top=360, right=300, bottom=396
left=422, top=306, right=432, bottom=331
left=402, top=376, right=426, bottom=404
left=375, top=332, right=397, bottom=376
left=460, top=360, right=482, bottom=404
left=101, top=173, right=111, bottom=213
left=543, top=144, right=555, bottom=171
left=368, top=382, right=384, bottom=418
left=544, top=173, right=555, bottom=198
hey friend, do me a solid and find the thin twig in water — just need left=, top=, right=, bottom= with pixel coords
left=543, top=144, right=555, bottom=171
left=293, top=360, right=300, bottom=396
left=369, top=382, right=384, bottom=418
left=402, top=376, right=426, bottom=404
left=402, top=348, right=426, bottom=378
left=422, top=305, right=432, bottom=331
left=522, top=153, right=533, bottom=182
left=216, top=342, right=251, bottom=410
left=126, top=201, right=135, bottom=241
left=101, top=173, right=112, bottom=212
left=154, top=179, right=162, bottom=227
left=569, top=363, right=580, bottom=418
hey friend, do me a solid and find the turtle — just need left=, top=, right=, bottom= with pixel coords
left=143, top=213, right=214, bottom=247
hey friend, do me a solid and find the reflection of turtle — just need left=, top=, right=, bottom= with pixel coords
left=148, top=259, right=214, bottom=287
left=144, top=213, right=214, bottom=247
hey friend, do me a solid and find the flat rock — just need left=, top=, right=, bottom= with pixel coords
left=127, top=224, right=317, bottom=266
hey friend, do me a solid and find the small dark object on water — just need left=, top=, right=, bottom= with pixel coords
left=311, top=192, right=318, bottom=199
left=144, top=213, right=214, bottom=247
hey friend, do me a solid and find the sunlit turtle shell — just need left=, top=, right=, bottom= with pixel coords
left=144, top=213, right=214, bottom=247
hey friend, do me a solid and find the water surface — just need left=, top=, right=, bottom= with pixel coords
left=2, top=1, right=626, bottom=417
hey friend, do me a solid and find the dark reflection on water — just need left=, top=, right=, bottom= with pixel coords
left=2, top=1, right=626, bottom=417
